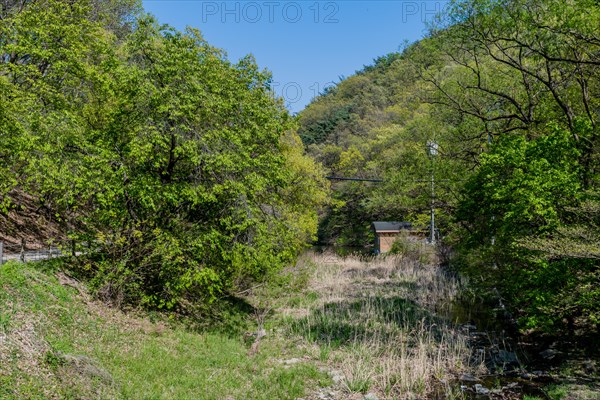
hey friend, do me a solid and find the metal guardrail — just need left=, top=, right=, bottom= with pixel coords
left=0, top=240, right=80, bottom=265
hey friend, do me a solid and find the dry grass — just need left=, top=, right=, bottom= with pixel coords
left=1, top=249, right=474, bottom=399
left=276, top=251, right=472, bottom=399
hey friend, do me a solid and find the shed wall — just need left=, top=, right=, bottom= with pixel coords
left=377, top=233, right=398, bottom=253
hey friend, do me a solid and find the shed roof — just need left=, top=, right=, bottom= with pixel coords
left=371, top=221, right=412, bottom=232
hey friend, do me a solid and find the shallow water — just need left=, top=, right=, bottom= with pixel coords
left=444, top=295, right=599, bottom=399
left=308, top=247, right=598, bottom=398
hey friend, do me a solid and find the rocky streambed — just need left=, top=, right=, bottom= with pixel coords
left=446, top=297, right=599, bottom=399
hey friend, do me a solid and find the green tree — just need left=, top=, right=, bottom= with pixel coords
left=424, top=0, right=600, bottom=332
left=0, top=3, right=328, bottom=311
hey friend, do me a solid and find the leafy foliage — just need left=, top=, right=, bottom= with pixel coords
left=0, top=1, right=327, bottom=311
left=299, top=0, right=600, bottom=332
left=455, top=127, right=590, bottom=329
left=442, top=0, right=600, bottom=332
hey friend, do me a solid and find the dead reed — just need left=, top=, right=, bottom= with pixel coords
left=282, top=251, right=472, bottom=399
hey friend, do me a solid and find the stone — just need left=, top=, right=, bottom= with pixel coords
left=329, top=369, right=344, bottom=385
left=474, top=384, right=490, bottom=395
left=503, top=382, right=519, bottom=389
left=363, top=393, right=379, bottom=400
left=459, top=373, right=480, bottom=382
left=497, top=350, right=518, bottom=364
left=539, top=349, right=558, bottom=360
left=583, top=360, right=597, bottom=374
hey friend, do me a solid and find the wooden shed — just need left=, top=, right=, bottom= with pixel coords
left=371, top=221, right=412, bottom=254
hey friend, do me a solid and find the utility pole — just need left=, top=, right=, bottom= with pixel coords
left=487, top=132, right=496, bottom=247
left=427, top=141, right=438, bottom=245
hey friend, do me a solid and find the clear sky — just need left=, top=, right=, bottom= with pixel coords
left=142, top=1, right=448, bottom=113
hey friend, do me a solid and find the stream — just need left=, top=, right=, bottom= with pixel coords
left=445, top=295, right=599, bottom=399
left=311, top=246, right=598, bottom=398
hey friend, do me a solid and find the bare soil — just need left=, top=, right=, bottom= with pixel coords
left=0, top=189, right=67, bottom=251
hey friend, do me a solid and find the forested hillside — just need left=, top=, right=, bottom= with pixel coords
left=300, top=0, right=599, bottom=334
left=1, top=0, right=599, bottom=398
left=0, top=0, right=328, bottom=311
left=1, top=0, right=598, bottom=341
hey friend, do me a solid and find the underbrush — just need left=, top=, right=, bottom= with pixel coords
left=1, top=249, right=482, bottom=399
left=268, top=252, right=472, bottom=399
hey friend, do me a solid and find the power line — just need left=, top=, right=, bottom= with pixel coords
left=325, top=176, right=383, bottom=182
left=326, top=176, right=462, bottom=183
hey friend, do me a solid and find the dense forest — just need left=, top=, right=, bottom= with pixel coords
left=300, top=0, right=599, bottom=334
left=1, top=0, right=598, bottom=339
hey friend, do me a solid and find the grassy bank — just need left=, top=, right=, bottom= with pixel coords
left=0, top=260, right=327, bottom=399
left=1, top=250, right=471, bottom=399
left=4, top=251, right=594, bottom=399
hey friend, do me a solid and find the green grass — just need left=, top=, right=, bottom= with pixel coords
left=525, top=384, right=600, bottom=400
left=0, top=260, right=329, bottom=399
left=8, top=252, right=596, bottom=399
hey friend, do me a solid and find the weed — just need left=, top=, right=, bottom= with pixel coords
left=0, top=311, right=10, bottom=332
left=319, top=344, right=331, bottom=361
left=44, top=350, right=66, bottom=368
left=275, top=251, right=471, bottom=398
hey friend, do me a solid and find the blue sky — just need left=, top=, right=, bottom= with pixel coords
left=142, top=1, right=448, bottom=113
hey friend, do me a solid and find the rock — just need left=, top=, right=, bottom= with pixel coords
left=459, top=373, right=480, bottom=382
left=363, top=393, right=379, bottom=400
left=503, top=382, right=519, bottom=390
left=539, top=349, right=558, bottom=360
left=283, top=358, right=302, bottom=365
left=462, top=324, right=477, bottom=331
left=583, top=360, right=596, bottom=374
left=329, top=369, right=344, bottom=385
left=474, top=384, right=490, bottom=395
left=497, top=350, right=519, bottom=364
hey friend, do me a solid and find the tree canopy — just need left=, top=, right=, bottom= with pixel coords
left=299, top=0, right=599, bottom=333
left=0, top=0, right=328, bottom=311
